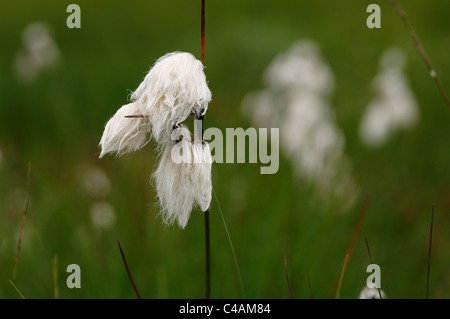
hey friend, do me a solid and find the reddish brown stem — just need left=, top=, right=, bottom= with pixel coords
left=201, top=0, right=205, bottom=65
left=426, top=205, right=434, bottom=299
left=389, top=0, right=450, bottom=109
left=124, top=115, right=146, bottom=118
left=284, top=253, right=293, bottom=299
left=306, top=268, right=313, bottom=299
left=13, top=162, right=31, bottom=280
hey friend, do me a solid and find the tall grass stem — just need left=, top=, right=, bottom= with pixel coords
left=13, top=162, right=31, bottom=280
left=117, top=239, right=142, bottom=299
left=426, top=205, right=434, bottom=299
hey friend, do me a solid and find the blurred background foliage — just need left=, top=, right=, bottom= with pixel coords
left=0, top=0, right=449, bottom=298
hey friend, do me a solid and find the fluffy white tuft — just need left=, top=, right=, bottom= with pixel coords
left=99, top=51, right=211, bottom=157
left=153, top=125, right=212, bottom=229
left=99, top=102, right=151, bottom=158
left=131, top=52, right=212, bottom=144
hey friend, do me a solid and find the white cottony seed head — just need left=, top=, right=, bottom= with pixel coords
left=99, top=52, right=213, bottom=229
left=131, top=52, right=212, bottom=144
left=99, top=51, right=211, bottom=157
left=153, top=125, right=212, bottom=229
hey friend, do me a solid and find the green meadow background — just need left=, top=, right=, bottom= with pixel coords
left=0, top=0, right=449, bottom=298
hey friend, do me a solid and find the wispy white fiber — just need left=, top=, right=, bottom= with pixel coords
left=359, top=48, right=419, bottom=146
left=99, top=102, right=151, bottom=158
left=191, top=140, right=213, bottom=212
left=131, top=52, right=212, bottom=144
left=153, top=125, right=212, bottom=229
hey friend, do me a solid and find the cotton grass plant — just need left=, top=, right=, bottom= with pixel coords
left=99, top=51, right=212, bottom=225
left=5, top=0, right=448, bottom=300
left=98, top=0, right=216, bottom=298
left=99, top=36, right=214, bottom=301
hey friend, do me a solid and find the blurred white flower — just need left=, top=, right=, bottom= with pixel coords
left=359, top=286, right=387, bottom=299
left=82, top=166, right=111, bottom=198
left=153, top=125, right=212, bottom=229
left=100, top=51, right=211, bottom=157
left=90, top=201, right=116, bottom=230
left=359, top=48, right=419, bottom=146
left=264, top=40, right=334, bottom=94
left=243, top=40, right=358, bottom=207
left=14, top=22, right=61, bottom=83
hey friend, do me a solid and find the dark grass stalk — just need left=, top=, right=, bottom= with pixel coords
left=9, top=280, right=25, bottom=299
left=117, top=240, right=141, bottom=299
left=362, top=231, right=373, bottom=262
left=13, top=162, right=31, bottom=280
left=204, top=208, right=210, bottom=299
left=331, top=195, right=371, bottom=298
left=363, top=231, right=382, bottom=299
left=52, top=254, right=59, bottom=299
left=426, top=205, right=434, bottom=299
left=306, top=268, right=313, bottom=299
left=389, top=0, right=450, bottom=109
left=213, top=188, right=246, bottom=297
left=283, top=253, right=293, bottom=299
